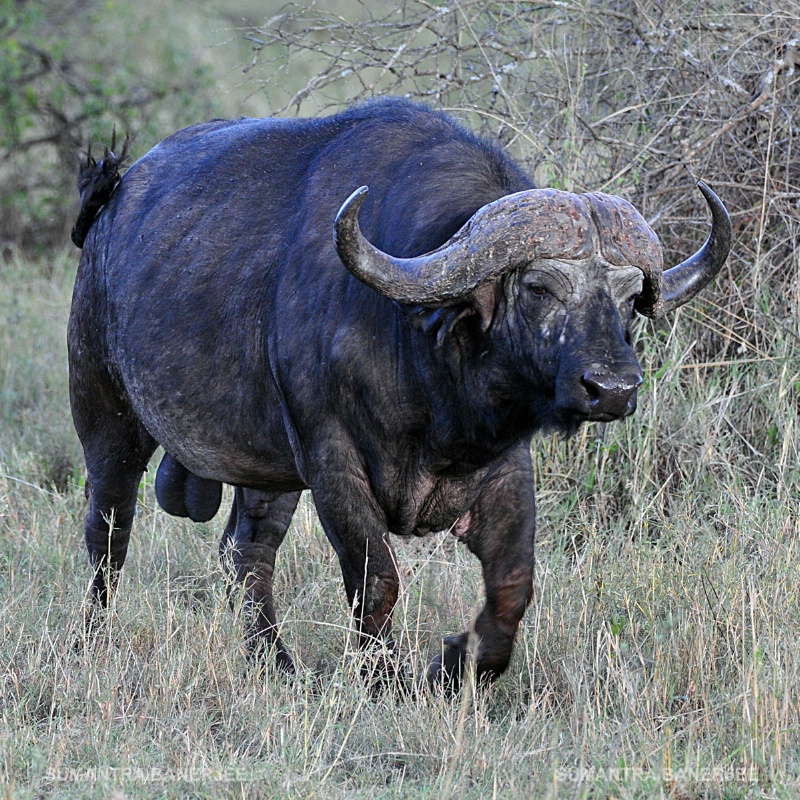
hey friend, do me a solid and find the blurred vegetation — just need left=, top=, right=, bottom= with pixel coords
left=0, top=0, right=227, bottom=251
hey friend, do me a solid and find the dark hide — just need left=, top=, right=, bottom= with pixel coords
left=69, top=99, right=673, bottom=688
left=155, top=452, right=221, bottom=523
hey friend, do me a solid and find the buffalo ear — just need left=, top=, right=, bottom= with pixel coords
left=409, top=279, right=499, bottom=345
left=469, top=279, right=499, bottom=331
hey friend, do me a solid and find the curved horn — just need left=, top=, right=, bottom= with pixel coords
left=656, top=181, right=732, bottom=315
left=334, top=186, right=595, bottom=304
left=333, top=186, right=466, bottom=303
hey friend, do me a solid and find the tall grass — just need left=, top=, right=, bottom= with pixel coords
left=2, top=1, right=799, bottom=797
left=1, top=249, right=797, bottom=798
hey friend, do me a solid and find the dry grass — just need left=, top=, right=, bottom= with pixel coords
left=0, top=251, right=797, bottom=797
left=1, top=1, right=799, bottom=797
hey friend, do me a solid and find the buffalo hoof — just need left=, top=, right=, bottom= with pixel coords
left=426, top=632, right=508, bottom=694
left=361, top=647, right=415, bottom=698
left=425, top=632, right=470, bottom=694
left=72, top=605, right=110, bottom=653
left=245, top=636, right=295, bottom=676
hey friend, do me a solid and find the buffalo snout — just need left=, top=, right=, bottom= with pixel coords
left=556, top=361, right=643, bottom=423
left=580, top=369, right=643, bottom=421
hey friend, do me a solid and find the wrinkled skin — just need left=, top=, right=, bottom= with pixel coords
left=69, top=99, right=716, bottom=690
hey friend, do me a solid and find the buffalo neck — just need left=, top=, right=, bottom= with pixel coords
left=397, top=302, right=548, bottom=473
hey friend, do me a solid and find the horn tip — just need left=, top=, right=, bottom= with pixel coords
left=696, top=180, right=716, bottom=201
left=695, top=180, right=731, bottom=233
left=335, top=185, right=369, bottom=228
left=335, top=186, right=371, bottom=260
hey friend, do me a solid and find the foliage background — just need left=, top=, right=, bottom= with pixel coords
left=1, top=0, right=798, bottom=797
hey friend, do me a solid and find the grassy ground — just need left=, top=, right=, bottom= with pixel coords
left=0, top=229, right=797, bottom=800
left=1, top=3, right=799, bottom=796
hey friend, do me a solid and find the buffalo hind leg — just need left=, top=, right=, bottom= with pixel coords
left=220, top=487, right=301, bottom=672
left=70, top=313, right=157, bottom=635
left=78, top=430, right=156, bottom=635
left=426, top=444, right=536, bottom=692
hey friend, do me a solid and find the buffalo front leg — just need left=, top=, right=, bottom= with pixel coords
left=313, top=499, right=399, bottom=649
left=427, top=444, right=536, bottom=690
left=309, top=457, right=400, bottom=681
left=220, top=487, right=301, bottom=672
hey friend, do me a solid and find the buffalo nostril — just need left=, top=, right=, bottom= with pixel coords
left=581, top=371, right=643, bottom=418
left=582, top=377, right=602, bottom=403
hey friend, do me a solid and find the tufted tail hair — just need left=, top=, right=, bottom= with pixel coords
left=71, top=129, right=131, bottom=248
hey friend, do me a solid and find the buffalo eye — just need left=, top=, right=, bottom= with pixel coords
left=527, top=284, right=549, bottom=298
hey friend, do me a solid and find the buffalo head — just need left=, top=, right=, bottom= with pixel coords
left=335, top=182, right=731, bottom=429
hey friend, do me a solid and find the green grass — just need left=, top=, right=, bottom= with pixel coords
left=0, top=245, right=797, bottom=799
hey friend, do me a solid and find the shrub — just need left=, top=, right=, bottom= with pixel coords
left=0, top=0, right=216, bottom=251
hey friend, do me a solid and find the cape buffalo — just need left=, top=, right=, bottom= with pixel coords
left=69, top=98, right=731, bottom=688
